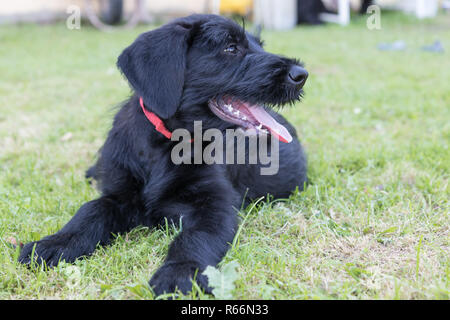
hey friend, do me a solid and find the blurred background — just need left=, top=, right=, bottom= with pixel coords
left=0, top=0, right=448, bottom=30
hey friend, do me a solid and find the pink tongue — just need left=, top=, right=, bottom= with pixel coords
left=247, top=105, right=293, bottom=143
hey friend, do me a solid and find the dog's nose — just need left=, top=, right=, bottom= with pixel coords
left=288, top=66, right=308, bottom=87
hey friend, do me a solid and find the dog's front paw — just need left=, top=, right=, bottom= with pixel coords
left=18, top=234, right=86, bottom=268
left=149, top=261, right=211, bottom=296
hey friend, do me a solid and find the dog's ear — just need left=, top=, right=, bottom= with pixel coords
left=117, top=21, right=194, bottom=118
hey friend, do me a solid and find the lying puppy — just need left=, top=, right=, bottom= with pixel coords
left=19, top=14, right=308, bottom=295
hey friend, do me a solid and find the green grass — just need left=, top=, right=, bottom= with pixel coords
left=0, top=12, right=449, bottom=300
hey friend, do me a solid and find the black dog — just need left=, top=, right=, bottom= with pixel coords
left=18, top=14, right=308, bottom=295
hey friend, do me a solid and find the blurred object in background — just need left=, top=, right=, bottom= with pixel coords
left=412, top=0, right=439, bottom=18
left=421, top=40, right=445, bottom=53
left=0, top=0, right=147, bottom=27
left=0, top=0, right=211, bottom=27
left=296, top=0, right=442, bottom=26
left=0, top=0, right=445, bottom=29
left=85, top=0, right=146, bottom=31
left=324, top=0, right=373, bottom=13
left=443, top=0, right=450, bottom=11
left=219, top=0, right=253, bottom=16
left=254, top=0, right=298, bottom=30
left=0, top=0, right=73, bottom=24
left=296, top=0, right=373, bottom=25
left=377, top=40, right=407, bottom=51
left=100, top=0, right=123, bottom=24
left=297, top=0, right=328, bottom=24
left=318, top=0, right=352, bottom=25
left=375, top=0, right=439, bottom=18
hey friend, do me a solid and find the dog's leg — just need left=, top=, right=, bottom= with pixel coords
left=18, top=196, right=137, bottom=267
left=148, top=174, right=239, bottom=295
left=149, top=206, right=237, bottom=295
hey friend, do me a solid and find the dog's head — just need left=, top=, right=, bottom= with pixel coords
left=118, top=14, right=307, bottom=143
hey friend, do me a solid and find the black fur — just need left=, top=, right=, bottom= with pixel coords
left=18, top=14, right=308, bottom=296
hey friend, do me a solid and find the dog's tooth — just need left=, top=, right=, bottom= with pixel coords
left=233, top=110, right=240, bottom=116
left=241, top=116, right=247, bottom=120
left=256, top=124, right=263, bottom=130
left=226, top=104, right=233, bottom=112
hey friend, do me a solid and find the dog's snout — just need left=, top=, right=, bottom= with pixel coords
left=288, top=66, right=308, bottom=87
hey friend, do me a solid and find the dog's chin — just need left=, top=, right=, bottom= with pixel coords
left=208, top=95, right=293, bottom=143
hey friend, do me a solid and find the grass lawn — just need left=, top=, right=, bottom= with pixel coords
left=0, top=12, right=449, bottom=300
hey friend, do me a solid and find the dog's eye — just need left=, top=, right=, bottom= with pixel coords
left=224, top=44, right=238, bottom=54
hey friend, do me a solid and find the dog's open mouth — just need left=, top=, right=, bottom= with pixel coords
left=208, top=96, right=293, bottom=143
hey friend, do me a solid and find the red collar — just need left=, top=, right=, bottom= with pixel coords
left=139, top=97, right=173, bottom=139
